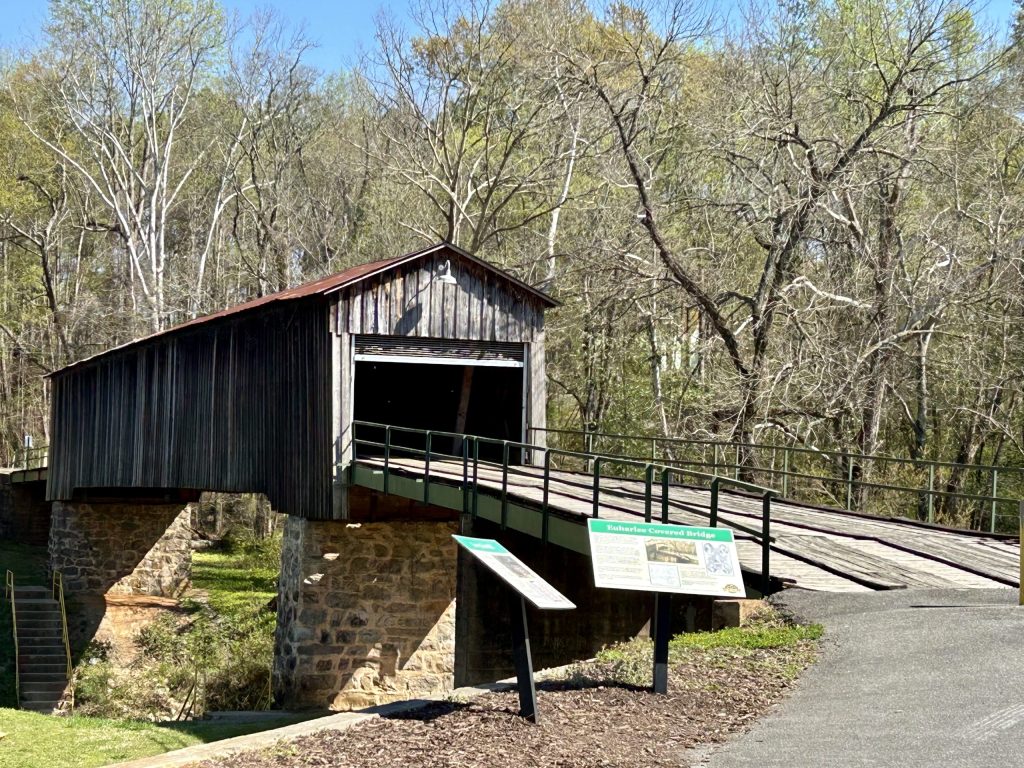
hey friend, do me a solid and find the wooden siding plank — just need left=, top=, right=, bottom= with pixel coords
left=417, top=260, right=430, bottom=337
left=46, top=301, right=333, bottom=519
left=529, top=332, right=547, bottom=445
left=428, top=255, right=442, bottom=338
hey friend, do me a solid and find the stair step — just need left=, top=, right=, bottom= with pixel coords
left=21, top=671, right=69, bottom=684
left=19, top=662, right=69, bottom=674
left=20, top=684, right=69, bottom=693
left=18, top=653, right=68, bottom=666
left=20, top=689, right=65, bottom=702
left=13, top=586, right=50, bottom=597
left=15, top=598, right=60, bottom=607
left=21, top=687, right=68, bottom=698
left=17, top=633, right=65, bottom=642
left=18, top=627, right=65, bottom=637
left=19, top=641, right=66, bottom=649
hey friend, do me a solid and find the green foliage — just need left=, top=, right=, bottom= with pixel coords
left=590, top=606, right=823, bottom=687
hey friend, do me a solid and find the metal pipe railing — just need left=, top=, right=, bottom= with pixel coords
left=11, top=445, right=49, bottom=470
left=351, top=421, right=777, bottom=593
left=52, top=571, right=73, bottom=682
left=5, top=570, right=19, bottom=706
left=534, top=426, right=1018, bottom=473
left=530, top=426, right=1022, bottom=532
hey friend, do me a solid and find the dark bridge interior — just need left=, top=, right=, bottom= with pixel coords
left=353, top=361, right=523, bottom=462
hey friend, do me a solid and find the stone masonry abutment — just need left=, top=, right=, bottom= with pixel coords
left=48, top=501, right=193, bottom=598
left=46, top=500, right=194, bottom=657
left=273, top=517, right=458, bottom=711
left=271, top=507, right=679, bottom=711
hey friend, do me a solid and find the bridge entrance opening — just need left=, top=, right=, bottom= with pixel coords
left=352, top=356, right=524, bottom=462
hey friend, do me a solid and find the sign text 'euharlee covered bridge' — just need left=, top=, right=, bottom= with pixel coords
left=44, top=243, right=657, bottom=710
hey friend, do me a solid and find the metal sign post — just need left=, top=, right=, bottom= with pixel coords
left=509, top=592, right=539, bottom=721
left=651, top=592, right=672, bottom=694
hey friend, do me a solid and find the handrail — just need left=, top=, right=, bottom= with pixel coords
left=535, top=425, right=1024, bottom=474
left=12, top=445, right=49, bottom=470
left=352, top=420, right=776, bottom=595
left=52, top=571, right=72, bottom=682
left=5, top=570, right=19, bottom=707
left=530, top=425, right=1022, bottom=533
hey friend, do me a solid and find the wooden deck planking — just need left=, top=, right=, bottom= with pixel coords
left=597, top=477, right=1021, bottom=587
left=354, top=458, right=1019, bottom=591
left=849, top=539, right=1008, bottom=589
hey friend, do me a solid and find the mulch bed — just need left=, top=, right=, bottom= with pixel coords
left=201, top=640, right=817, bottom=768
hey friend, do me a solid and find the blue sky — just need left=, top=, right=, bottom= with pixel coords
left=1, top=0, right=1019, bottom=73
left=0, top=0, right=404, bottom=72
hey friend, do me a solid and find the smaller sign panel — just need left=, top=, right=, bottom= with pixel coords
left=587, top=520, right=746, bottom=598
left=453, top=535, right=576, bottom=610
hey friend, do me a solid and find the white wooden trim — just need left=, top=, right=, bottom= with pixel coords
left=353, top=353, right=523, bottom=368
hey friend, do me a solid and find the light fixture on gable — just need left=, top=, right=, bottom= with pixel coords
left=435, top=260, right=458, bottom=285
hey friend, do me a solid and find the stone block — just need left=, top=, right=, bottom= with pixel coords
left=711, top=599, right=765, bottom=630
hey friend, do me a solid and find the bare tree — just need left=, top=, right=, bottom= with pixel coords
left=368, top=0, right=571, bottom=254
left=564, top=0, right=996, bottom=471
left=12, top=0, right=233, bottom=330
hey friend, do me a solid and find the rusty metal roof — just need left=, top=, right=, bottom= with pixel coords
left=50, top=242, right=556, bottom=377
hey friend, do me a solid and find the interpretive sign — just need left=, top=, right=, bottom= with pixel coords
left=454, top=535, right=575, bottom=722
left=453, top=535, right=576, bottom=610
left=587, top=519, right=746, bottom=599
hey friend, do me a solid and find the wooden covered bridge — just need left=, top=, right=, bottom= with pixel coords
left=6, top=241, right=1020, bottom=712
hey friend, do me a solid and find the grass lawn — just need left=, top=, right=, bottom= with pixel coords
left=592, top=606, right=824, bottom=687
left=0, top=707, right=309, bottom=768
left=190, top=543, right=279, bottom=616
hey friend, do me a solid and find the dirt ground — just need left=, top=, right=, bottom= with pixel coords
left=199, top=633, right=818, bottom=768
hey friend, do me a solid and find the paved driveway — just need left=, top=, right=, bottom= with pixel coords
left=703, top=588, right=1024, bottom=768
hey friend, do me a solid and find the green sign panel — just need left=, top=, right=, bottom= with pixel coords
left=587, top=520, right=746, bottom=598
left=453, top=535, right=576, bottom=610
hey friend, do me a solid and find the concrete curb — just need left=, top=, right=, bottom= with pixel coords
left=103, top=663, right=580, bottom=768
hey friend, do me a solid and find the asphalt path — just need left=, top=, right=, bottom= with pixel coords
left=702, top=588, right=1024, bottom=768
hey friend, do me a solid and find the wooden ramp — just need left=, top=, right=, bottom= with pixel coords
left=351, top=458, right=1020, bottom=593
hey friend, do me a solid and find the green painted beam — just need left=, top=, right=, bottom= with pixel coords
left=350, top=465, right=590, bottom=554
left=8, top=467, right=47, bottom=485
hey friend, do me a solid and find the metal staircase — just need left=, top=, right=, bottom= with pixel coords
left=5, top=571, right=72, bottom=712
